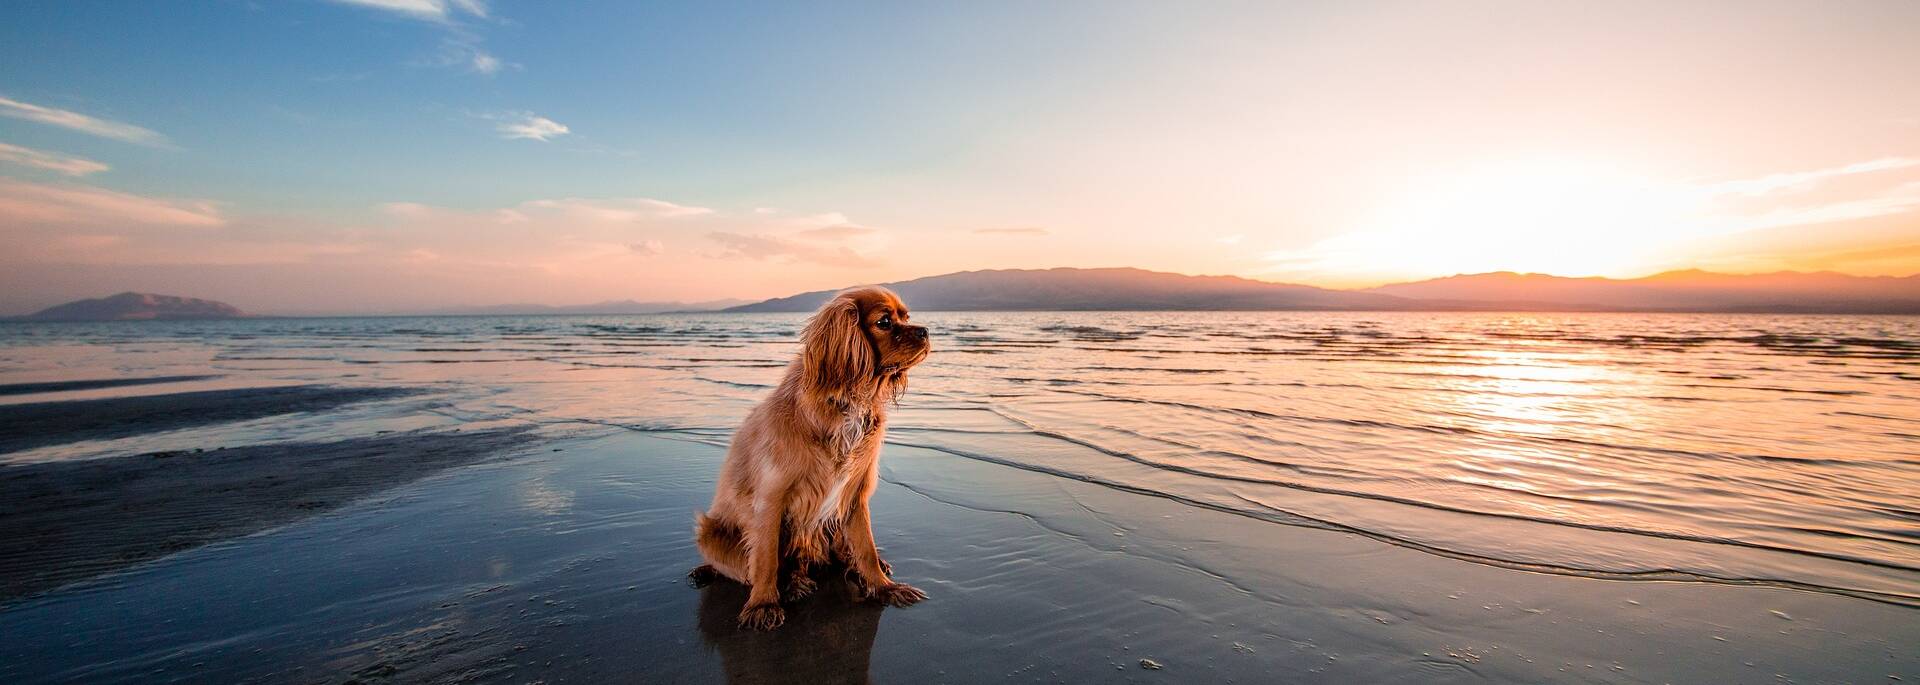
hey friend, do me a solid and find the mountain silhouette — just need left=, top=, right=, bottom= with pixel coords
left=21, top=293, right=245, bottom=321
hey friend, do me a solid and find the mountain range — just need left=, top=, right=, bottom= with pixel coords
left=14, top=268, right=1920, bottom=320
left=17, top=292, right=246, bottom=321
left=1364, top=269, right=1920, bottom=313
left=726, top=267, right=1920, bottom=314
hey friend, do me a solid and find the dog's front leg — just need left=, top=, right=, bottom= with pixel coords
left=843, top=497, right=927, bottom=607
left=737, top=496, right=788, bottom=630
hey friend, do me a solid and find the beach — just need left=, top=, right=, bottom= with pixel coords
left=3, top=427, right=1913, bottom=683
left=1, top=313, right=1915, bottom=683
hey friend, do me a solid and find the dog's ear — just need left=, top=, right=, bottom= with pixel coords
left=800, top=292, right=875, bottom=399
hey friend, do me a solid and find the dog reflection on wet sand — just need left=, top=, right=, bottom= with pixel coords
left=695, top=566, right=884, bottom=684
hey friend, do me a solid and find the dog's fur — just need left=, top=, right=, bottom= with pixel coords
left=691, top=286, right=930, bottom=630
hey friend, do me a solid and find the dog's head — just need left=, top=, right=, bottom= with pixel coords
left=799, top=286, right=928, bottom=399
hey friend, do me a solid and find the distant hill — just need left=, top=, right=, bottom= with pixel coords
left=424, top=298, right=751, bottom=315
left=21, top=292, right=245, bottom=321
left=24, top=269, right=1918, bottom=319
left=725, top=267, right=1411, bottom=312
left=728, top=267, right=1920, bottom=313
left=1367, top=270, right=1920, bottom=313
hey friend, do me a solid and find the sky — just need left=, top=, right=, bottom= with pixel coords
left=2, top=0, right=1918, bottom=314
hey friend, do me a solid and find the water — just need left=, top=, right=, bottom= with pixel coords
left=3, top=312, right=1917, bottom=607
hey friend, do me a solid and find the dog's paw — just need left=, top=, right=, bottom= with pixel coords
left=737, top=603, right=786, bottom=631
left=687, top=564, right=720, bottom=588
left=782, top=573, right=817, bottom=601
left=877, top=557, right=893, bottom=576
left=871, top=582, right=927, bottom=607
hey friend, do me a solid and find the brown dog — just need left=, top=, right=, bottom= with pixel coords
left=691, top=286, right=930, bottom=630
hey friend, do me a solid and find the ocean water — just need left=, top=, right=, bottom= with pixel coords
left=3, top=312, right=1917, bottom=608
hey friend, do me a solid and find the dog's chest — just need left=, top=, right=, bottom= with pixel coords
left=829, top=404, right=879, bottom=460
left=813, top=403, right=879, bottom=528
left=812, top=466, right=858, bottom=528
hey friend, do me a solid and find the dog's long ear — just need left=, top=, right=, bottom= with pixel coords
left=800, top=292, right=875, bottom=399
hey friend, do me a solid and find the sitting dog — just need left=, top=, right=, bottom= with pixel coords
left=691, top=286, right=930, bottom=630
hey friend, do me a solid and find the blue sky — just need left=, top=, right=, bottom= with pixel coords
left=2, top=1, right=1918, bottom=313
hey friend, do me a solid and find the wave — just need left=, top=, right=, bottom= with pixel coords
left=879, top=434, right=1920, bottom=608
left=1038, top=387, right=1920, bottom=467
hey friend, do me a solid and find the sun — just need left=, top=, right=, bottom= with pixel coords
left=1274, top=158, right=1718, bottom=283
left=1372, top=159, right=1705, bottom=277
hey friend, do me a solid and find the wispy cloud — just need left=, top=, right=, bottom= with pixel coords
left=0, top=189, right=892, bottom=311
left=797, top=225, right=879, bottom=240
left=469, top=50, right=503, bottom=75
left=708, top=222, right=885, bottom=267
left=495, top=113, right=570, bottom=141
left=0, top=142, right=110, bottom=176
left=331, top=0, right=509, bottom=76
left=972, top=226, right=1049, bottom=236
left=517, top=197, right=712, bottom=220
left=708, top=232, right=881, bottom=268
left=0, top=96, right=170, bottom=147
left=326, top=0, right=487, bottom=22
left=1703, top=157, right=1920, bottom=196
left=0, top=178, right=222, bottom=227
left=419, top=39, right=513, bottom=75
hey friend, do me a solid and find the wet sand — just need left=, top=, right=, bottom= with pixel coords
left=0, top=385, right=424, bottom=454
left=0, top=375, right=222, bottom=397
left=0, top=427, right=535, bottom=603
left=1, top=428, right=1912, bottom=683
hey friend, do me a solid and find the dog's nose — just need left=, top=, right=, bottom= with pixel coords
left=904, top=325, right=928, bottom=343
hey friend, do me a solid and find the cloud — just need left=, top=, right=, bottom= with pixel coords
left=708, top=233, right=880, bottom=268
left=469, top=50, right=503, bottom=74
left=972, top=226, right=1049, bottom=236
left=326, top=0, right=487, bottom=22
left=629, top=240, right=665, bottom=256
left=0, top=96, right=170, bottom=147
left=420, top=39, right=513, bottom=75
left=518, top=197, right=712, bottom=220
left=0, top=190, right=885, bottom=312
left=380, top=196, right=712, bottom=225
left=796, top=225, right=879, bottom=240
left=1703, top=157, right=1920, bottom=197
left=0, top=178, right=222, bottom=227
left=332, top=1, right=508, bottom=76
left=447, top=0, right=488, bottom=18
left=0, top=142, right=109, bottom=176
left=496, top=113, right=570, bottom=141
left=707, top=222, right=885, bottom=268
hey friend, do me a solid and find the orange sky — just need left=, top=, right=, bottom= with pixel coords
left=1, top=2, right=1917, bottom=313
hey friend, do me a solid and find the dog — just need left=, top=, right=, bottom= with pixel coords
left=690, top=286, right=930, bottom=630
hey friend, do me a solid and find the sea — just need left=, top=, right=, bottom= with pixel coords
left=2, top=311, right=1916, bottom=608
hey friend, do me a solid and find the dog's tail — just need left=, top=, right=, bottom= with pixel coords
left=693, top=510, right=727, bottom=540
left=693, top=511, right=748, bottom=582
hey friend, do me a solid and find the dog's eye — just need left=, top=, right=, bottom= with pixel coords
left=876, top=315, right=893, bottom=330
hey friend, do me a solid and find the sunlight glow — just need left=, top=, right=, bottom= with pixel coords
left=1278, top=159, right=1716, bottom=280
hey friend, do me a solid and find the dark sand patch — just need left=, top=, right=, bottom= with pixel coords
left=0, top=427, right=536, bottom=603
left=0, top=385, right=424, bottom=454
left=0, top=375, right=221, bottom=397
